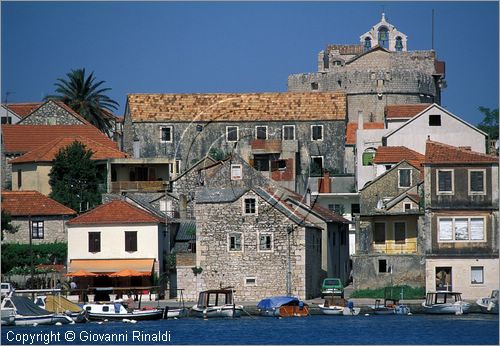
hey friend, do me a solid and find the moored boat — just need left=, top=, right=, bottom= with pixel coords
left=319, top=297, right=360, bottom=316
left=35, top=295, right=88, bottom=323
left=476, top=290, right=498, bottom=314
left=83, top=301, right=164, bottom=321
left=422, top=291, right=471, bottom=315
left=191, top=289, right=243, bottom=318
left=257, top=296, right=309, bottom=317
left=369, top=298, right=410, bottom=315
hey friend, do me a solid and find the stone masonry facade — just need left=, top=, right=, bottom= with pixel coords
left=19, top=100, right=85, bottom=126
left=2, top=216, right=70, bottom=244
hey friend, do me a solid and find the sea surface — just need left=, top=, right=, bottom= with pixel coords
left=2, top=314, right=498, bottom=345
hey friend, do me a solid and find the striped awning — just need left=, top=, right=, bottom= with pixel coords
left=68, top=259, right=155, bottom=275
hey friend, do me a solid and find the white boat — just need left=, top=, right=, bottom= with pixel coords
left=83, top=301, right=165, bottom=321
left=191, top=289, right=243, bottom=318
left=35, top=295, right=88, bottom=323
left=422, top=291, right=471, bottom=315
left=318, top=298, right=360, bottom=316
left=1, top=294, right=73, bottom=326
left=369, top=299, right=410, bottom=315
left=476, top=290, right=498, bottom=314
left=165, top=307, right=189, bottom=318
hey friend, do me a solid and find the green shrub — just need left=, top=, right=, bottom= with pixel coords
left=1, top=242, right=67, bottom=274
left=350, top=285, right=425, bottom=299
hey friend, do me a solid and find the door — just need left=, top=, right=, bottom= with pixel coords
left=435, top=267, right=452, bottom=291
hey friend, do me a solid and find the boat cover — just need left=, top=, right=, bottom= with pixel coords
left=45, top=295, right=82, bottom=313
left=257, top=296, right=299, bottom=309
left=11, top=296, right=51, bottom=316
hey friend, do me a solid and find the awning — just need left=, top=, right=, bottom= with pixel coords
left=68, top=259, right=155, bottom=274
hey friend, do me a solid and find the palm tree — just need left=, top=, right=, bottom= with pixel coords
left=46, top=68, right=119, bottom=134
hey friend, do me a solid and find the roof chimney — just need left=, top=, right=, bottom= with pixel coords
left=358, top=111, right=364, bottom=130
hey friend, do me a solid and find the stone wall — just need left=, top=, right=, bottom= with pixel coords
left=2, top=216, right=70, bottom=244
left=20, top=101, right=84, bottom=126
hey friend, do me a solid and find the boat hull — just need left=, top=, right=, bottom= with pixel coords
left=166, top=308, right=189, bottom=318
left=476, top=298, right=499, bottom=314
left=318, top=304, right=343, bottom=315
left=421, top=302, right=471, bottom=314
left=87, top=310, right=164, bottom=321
left=14, top=314, right=73, bottom=326
left=1, top=308, right=15, bottom=326
left=370, top=305, right=410, bottom=315
left=191, top=305, right=243, bottom=318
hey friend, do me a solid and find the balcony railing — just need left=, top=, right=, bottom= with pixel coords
left=110, top=181, right=165, bottom=193
left=371, top=240, right=418, bottom=254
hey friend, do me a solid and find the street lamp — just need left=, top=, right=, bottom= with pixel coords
left=286, top=225, right=295, bottom=296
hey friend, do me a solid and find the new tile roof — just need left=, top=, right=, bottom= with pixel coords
left=345, top=122, right=385, bottom=145
left=1, top=191, right=76, bottom=216
left=385, top=104, right=431, bottom=119
left=3, top=103, right=43, bottom=117
left=424, top=140, right=498, bottom=164
left=127, top=92, right=347, bottom=122
left=176, top=220, right=196, bottom=241
left=373, top=146, right=425, bottom=169
left=9, top=136, right=127, bottom=164
left=67, top=200, right=162, bottom=225
left=2, top=125, right=118, bottom=153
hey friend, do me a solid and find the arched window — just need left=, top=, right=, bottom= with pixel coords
left=362, top=148, right=377, bottom=166
left=378, top=27, right=389, bottom=49
left=395, top=36, right=403, bottom=51
left=364, top=37, right=372, bottom=51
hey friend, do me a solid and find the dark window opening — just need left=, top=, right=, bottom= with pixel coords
left=378, top=259, right=387, bottom=273
left=470, top=171, right=485, bottom=193
left=311, top=125, right=323, bottom=141
left=311, top=82, right=318, bottom=90
left=1, top=117, right=12, bottom=124
left=395, top=36, right=403, bottom=51
left=394, top=222, right=406, bottom=244
left=364, top=37, right=372, bottom=51
left=244, top=198, right=256, bottom=214
left=17, top=169, right=22, bottom=188
left=282, top=125, right=295, bottom=140
left=256, top=126, right=267, bottom=140
left=378, top=27, right=389, bottom=49
left=161, top=127, right=172, bottom=142
left=271, top=159, right=287, bottom=171
left=125, top=231, right=137, bottom=252
left=373, top=223, right=386, bottom=244
left=399, top=169, right=412, bottom=188
left=259, top=235, right=272, bottom=251
left=310, top=157, right=323, bottom=177
left=429, top=114, right=441, bottom=126
left=351, top=204, right=360, bottom=214
left=438, top=170, right=453, bottom=192
left=89, top=232, right=101, bottom=253
left=229, top=233, right=242, bottom=251
left=227, top=126, right=238, bottom=141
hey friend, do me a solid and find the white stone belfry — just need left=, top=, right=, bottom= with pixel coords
left=360, top=13, right=408, bottom=52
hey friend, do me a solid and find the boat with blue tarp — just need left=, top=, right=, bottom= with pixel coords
left=257, top=296, right=309, bottom=317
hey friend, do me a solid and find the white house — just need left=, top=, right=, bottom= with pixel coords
left=66, top=200, right=166, bottom=286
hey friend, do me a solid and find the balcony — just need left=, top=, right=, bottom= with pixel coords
left=110, top=180, right=165, bottom=193
left=371, top=240, right=418, bottom=255
left=250, top=139, right=282, bottom=154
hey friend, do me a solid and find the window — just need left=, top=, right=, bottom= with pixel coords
left=373, top=222, right=386, bottom=244
left=404, top=203, right=412, bottom=211
left=282, top=125, right=295, bottom=140
left=254, top=155, right=270, bottom=171
left=311, top=82, right=318, bottom=90
left=31, top=221, right=44, bottom=239
left=125, top=231, right=137, bottom=252
left=245, top=277, right=256, bottom=286
left=271, top=159, right=287, bottom=171
left=395, top=36, right=403, bottom=51
left=377, top=79, right=384, bottom=87
left=438, top=217, right=485, bottom=242
left=226, top=126, right=239, bottom=142
left=429, top=114, right=441, bottom=126
left=228, top=233, right=242, bottom=252
left=160, top=126, right=173, bottom=142
left=88, top=232, right=101, bottom=252
left=471, top=267, right=484, bottom=284
left=398, top=169, right=412, bottom=188
left=255, top=126, right=268, bottom=140
left=1, top=117, right=12, bottom=124
left=364, top=37, right=372, bottom=51
left=311, top=125, right=323, bottom=141
left=310, top=156, right=323, bottom=177
left=378, top=259, right=387, bottom=273
left=259, top=234, right=272, bottom=251
left=437, top=170, right=454, bottom=194
left=231, top=164, right=242, bottom=180
left=244, top=198, right=256, bottom=215
left=394, top=222, right=406, bottom=244
left=17, top=169, right=22, bottom=189
left=362, top=150, right=376, bottom=166
left=351, top=204, right=360, bottom=214
left=469, top=170, right=486, bottom=195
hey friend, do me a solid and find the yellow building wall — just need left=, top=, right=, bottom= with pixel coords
left=371, top=216, right=418, bottom=254
left=12, top=163, right=52, bottom=196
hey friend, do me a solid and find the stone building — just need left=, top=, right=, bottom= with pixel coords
left=422, top=140, right=499, bottom=299
left=1, top=190, right=76, bottom=244
left=122, top=92, right=347, bottom=191
left=287, top=14, right=446, bottom=123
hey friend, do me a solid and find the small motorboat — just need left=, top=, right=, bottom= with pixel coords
left=369, top=298, right=410, bottom=315
left=257, top=296, right=309, bottom=317
left=422, top=291, right=471, bottom=315
left=191, top=289, right=243, bottom=318
left=35, top=295, right=88, bottom=323
left=83, top=301, right=164, bottom=321
left=319, top=297, right=360, bottom=316
left=476, top=290, right=498, bottom=314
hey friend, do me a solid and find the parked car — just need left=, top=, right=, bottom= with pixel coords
left=1, top=283, right=13, bottom=297
left=321, top=278, right=344, bottom=298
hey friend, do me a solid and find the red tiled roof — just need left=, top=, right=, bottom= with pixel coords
left=67, top=200, right=163, bottom=225
left=385, top=104, right=431, bottom=119
left=10, top=136, right=127, bottom=164
left=2, top=125, right=118, bottom=153
left=346, top=122, right=385, bottom=145
left=424, top=140, right=498, bottom=164
left=1, top=191, right=76, bottom=216
left=373, top=146, right=425, bottom=169
left=3, top=103, right=43, bottom=117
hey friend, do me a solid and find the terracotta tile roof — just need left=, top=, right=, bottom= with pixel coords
left=9, top=136, right=127, bottom=164
left=1, top=191, right=76, bottom=216
left=2, top=125, right=118, bottom=153
left=373, top=146, right=425, bottom=169
left=67, top=200, right=163, bottom=225
left=3, top=103, right=43, bottom=117
left=326, top=44, right=364, bottom=56
left=424, top=140, right=498, bottom=164
left=345, top=122, right=385, bottom=145
left=385, top=104, right=431, bottom=119
left=127, top=92, right=347, bottom=122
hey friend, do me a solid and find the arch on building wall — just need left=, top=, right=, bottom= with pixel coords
left=395, top=36, right=403, bottom=51
left=362, top=147, right=377, bottom=166
left=378, top=27, right=389, bottom=49
left=364, top=37, right=372, bottom=51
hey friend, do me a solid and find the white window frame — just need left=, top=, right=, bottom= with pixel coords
left=471, top=266, right=484, bottom=285
left=243, top=197, right=258, bottom=215
left=257, top=232, right=273, bottom=252
left=282, top=125, right=296, bottom=140
left=226, top=126, right=239, bottom=142
left=310, top=155, right=324, bottom=171
left=398, top=168, right=412, bottom=188
left=311, top=125, right=324, bottom=141
left=437, top=216, right=486, bottom=243
left=160, top=126, right=173, bottom=143
left=437, top=169, right=454, bottom=195
left=244, top=277, right=257, bottom=286
left=231, top=164, right=242, bottom=180
left=468, top=169, right=486, bottom=196
left=228, top=232, right=243, bottom=252
left=255, top=125, right=268, bottom=140
left=393, top=221, right=406, bottom=244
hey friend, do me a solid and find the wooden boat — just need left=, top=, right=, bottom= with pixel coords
left=318, top=297, right=360, bottom=316
left=369, top=298, right=410, bottom=315
left=191, top=289, right=243, bottom=318
left=476, top=290, right=498, bottom=314
left=83, top=301, right=164, bottom=321
left=35, top=295, right=88, bottom=323
left=422, top=291, right=471, bottom=315
left=1, top=294, right=73, bottom=326
left=257, top=296, right=309, bottom=317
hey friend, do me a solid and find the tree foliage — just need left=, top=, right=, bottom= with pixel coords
left=477, top=106, right=499, bottom=140
left=1, top=210, right=19, bottom=241
left=49, top=141, right=101, bottom=212
left=1, top=242, right=67, bottom=274
left=45, top=68, right=119, bottom=134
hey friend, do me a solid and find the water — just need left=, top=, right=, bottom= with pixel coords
left=2, top=314, right=498, bottom=345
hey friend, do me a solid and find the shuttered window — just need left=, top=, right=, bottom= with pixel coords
left=437, top=170, right=453, bottom=193
left=125, top=231, right=137, bottom=252
left=398, top=169, right=412, bottom=188
left=89, top=232, right=101, bottom=253
left=439, top=217, right=485, bottom=242
left=469, top=170, right=485, bottom=194
left=373, top=222, right=386, bottom=244
left=394, top=222, right=406, bottom=244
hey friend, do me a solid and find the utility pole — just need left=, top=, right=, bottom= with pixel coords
left=29, top=216, right=34, bottom=289
left=286, top=226, right=294, bottom=296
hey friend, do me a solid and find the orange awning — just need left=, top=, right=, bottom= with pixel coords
left=65, top=269, right=98, bottom=277
left=68, top=259, right=155, bottom=274
left=109, top=269, right=150, bottom=277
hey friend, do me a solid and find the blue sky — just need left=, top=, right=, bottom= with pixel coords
left=2, top=1, right=498, bottom=126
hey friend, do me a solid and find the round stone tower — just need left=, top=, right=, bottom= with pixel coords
left=288, top=13, right=446, bottom=123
